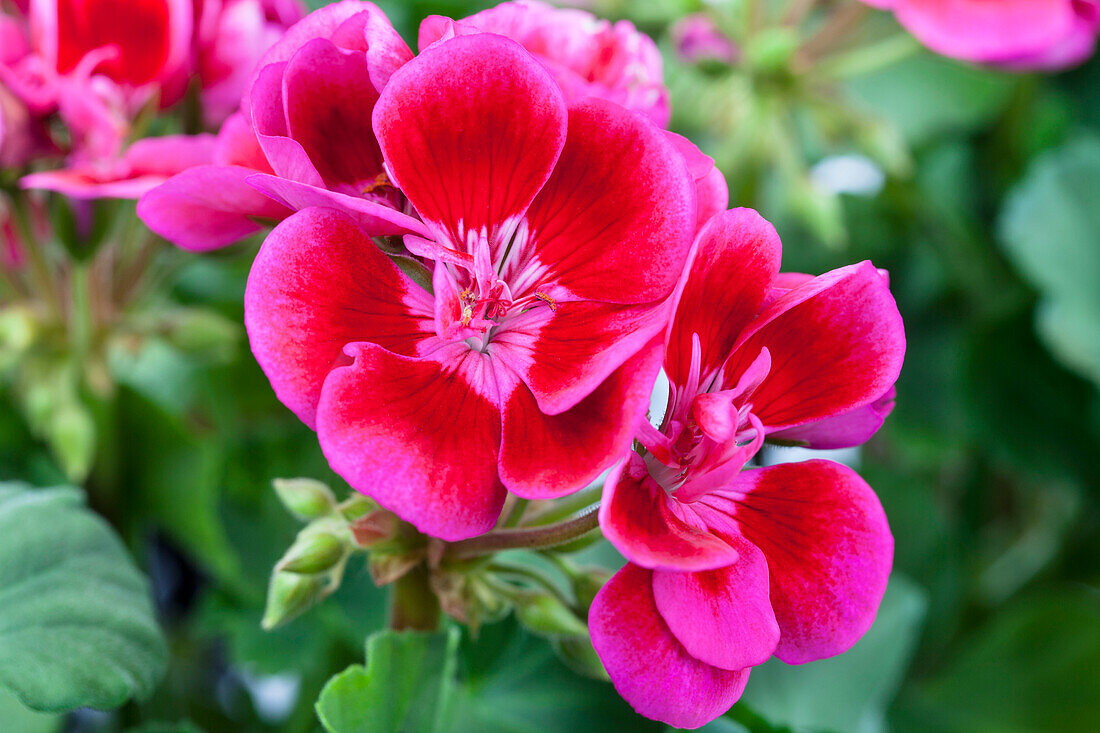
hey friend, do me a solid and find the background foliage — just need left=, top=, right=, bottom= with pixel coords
left=2, top=0, right=1099, bottom=731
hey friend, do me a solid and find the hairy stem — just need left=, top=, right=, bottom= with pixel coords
left=444, top=505, right=600, bottom=560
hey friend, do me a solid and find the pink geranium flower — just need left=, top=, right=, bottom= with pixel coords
left=243, top=32, right=696, bottom=541
left=419, top=0, right=669, bottom=127
left=138, top=0, right=420, bottom=251
left=588, top=208, right=905, bottom=728
left=866, top=0, right=1100, bottom=70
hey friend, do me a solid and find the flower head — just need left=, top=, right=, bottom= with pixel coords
left=590, top=208, right=905, bottom=728
left=244, top=33, right=696, bottom=541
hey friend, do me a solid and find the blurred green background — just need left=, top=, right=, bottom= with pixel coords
left=2, top=0, right=1099, bottom=731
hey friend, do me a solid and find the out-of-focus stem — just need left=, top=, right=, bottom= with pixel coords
left=818, top=33, right=921, bottom=79
left=523, top=485, right=602, bottom=527
left=389, top=565, right=440, bottom=631
left=7, top=192, right=60, bottom=318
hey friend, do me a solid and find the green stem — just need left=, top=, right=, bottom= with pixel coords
left=502, top=497, right=529, bottom=527
left=486, top=562, right=575, bottom=609
left=69, top=262, right=92, bottom=362
left=7, top=193, right=60, bottom=319
left=818, top=33, right=921, bottom=80
left=389, top=565, right=440, bottom=631
left=524, top=485, right=601, bottom=526
left=444, top=506, right=600, bottom=560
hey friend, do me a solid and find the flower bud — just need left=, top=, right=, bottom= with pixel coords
left=349, top=509, right=398, bottom=548
left=278, top=531, right=347, bottom=575
left=571, top=567, right=614, bottom=612
left=369, top=551, right=422, bottom=587
left=552, top=636, right=609, bottom=681
left=273, top=478, right=336, bottom=521
left=262, top=571, right=328, bottom=630
left=514, top=592, right=588, bottom=638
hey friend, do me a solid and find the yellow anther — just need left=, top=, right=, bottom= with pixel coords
left=535, top=292, right=558, bottom=312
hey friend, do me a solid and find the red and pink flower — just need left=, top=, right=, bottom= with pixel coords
left=419, top=0, right=669, bottom=127
left=244, top=32, right=696, bottom=541
left=865, top=0, right=1100, bottom=70
left=589, top=208, right=905, bottom=728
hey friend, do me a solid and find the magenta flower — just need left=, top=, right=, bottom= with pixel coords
left=244, top=33, right=695, bottom=541
left=28, top=0, right=192, bottom=93
left=191, top=0, right=307, bottom=126
left=419, top=0, right=669, bottom=127
left=865, top=0, right=1100, bottom=70
left=588, top=208, right=905, bottom=728
left=138, top=0, right=422, bottom=251
left=137, top=111, right=291, bottom=249
left=670, top=13, right=740, bottom=66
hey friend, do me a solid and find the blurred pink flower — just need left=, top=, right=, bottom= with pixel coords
left=419, top=0, right=670, bottom=127
left=866, top=0, right=1100, bottom=70
left=244, top=33, right=695, bottom=540
left=590, top=208, right=905, bottom=728
left=670, top=13, right=739, bottom=65
left=190, top=0, right=306, bottom=125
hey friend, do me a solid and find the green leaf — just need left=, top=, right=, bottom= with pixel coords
left=0, top=688, right=60, bottom=733
left=316, top=627, right=460, bottom=733
left=894, top=588, right=1100, bottom=733
left=740, top=575, right=927, bottom=733
left=999, top=135, right=1100, bottom=388
left=0, top=483, right=168, bottom=712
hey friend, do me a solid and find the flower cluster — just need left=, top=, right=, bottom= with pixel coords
left=3, top=0, right=912, bottom=728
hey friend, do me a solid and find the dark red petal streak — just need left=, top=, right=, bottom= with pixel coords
left=524, top=99, right=695, bottom=305
left=709, top=460, right=894, bottom=664
left=373, top=33, right=566, bottom=240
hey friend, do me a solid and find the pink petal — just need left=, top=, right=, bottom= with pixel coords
left=494, top=299, right=670, bottom=416
left=316, top=342, right=506, bottom=541
left=244, top=208, right=434, bottom=428
left=247, top=173, right=429, bottom=238
left=498, top=336, right=663, bottom=499
left=668, top=208, right=781, bottom=388
left=123, top=134, right=218, bottom=176
left=137, top=165, right=290, bottom=251
left=250, top=60, right=326, bottom=187
left=373, top=33, right=567, bottom=242
left=892, top=0, right=1077, bottom=65
left=666, top=131, right=728, bottom=229
left=282, top=38, right=383, bottom=189
left=590, top=563, right=751, bottom=728
left=725, top=261, right=904, bottom=431
left=652, top=535, right=779, bottom=670
left=768, top=386, right=896, bottom=449
left=524, top=98, right=695, bottom=305
left=706, top=460, right=894, bottom=664
left=214, top=111, right=273, bottom=171
left=600, top=453, right=741, bottom=572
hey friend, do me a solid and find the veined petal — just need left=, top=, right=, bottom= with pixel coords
left=494, top=299, right=670, bottom=416
left=373, top=33, right=567, bottom=243
left=498, top=337, right=663, bottom=499
left=668, top=208, right=781, bottom=389
left=590, top=563, right=751, bottom=729
left=665, top=131, right=727, bottom=229
left=137, top=165, right=290, bottom=251
left=724, top=261, right=905, bottom=431
left=652, top=535, right=779, bottom=671
left=244, top=208, right=434, bottom=428
left=600, top=453, right=741, bottom=572
left=522, top=99, right=695, bottom=305
left=316, top=342, right=506, bottom=541
left=282, top=38, right=383, bottom=189
left=704, top=460, right=893, bottom=664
